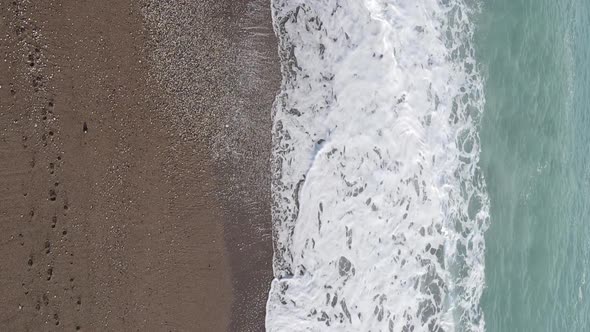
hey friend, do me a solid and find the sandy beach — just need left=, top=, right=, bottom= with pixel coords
left=0, top=0, right=278, bottom=330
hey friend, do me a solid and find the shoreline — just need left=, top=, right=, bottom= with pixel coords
left=142, top=0, right=281, bottom=329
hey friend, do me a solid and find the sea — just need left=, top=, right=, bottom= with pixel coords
left=266, top=0, right=590, bottom=331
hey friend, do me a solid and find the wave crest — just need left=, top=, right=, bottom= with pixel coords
left=268, top=1, right=489, bottom=331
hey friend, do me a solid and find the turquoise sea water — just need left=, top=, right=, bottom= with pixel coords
left=477, top=0, right=590, bottom=330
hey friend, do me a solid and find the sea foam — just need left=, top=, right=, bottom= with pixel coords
left=268, top=1, right=489, bottom=331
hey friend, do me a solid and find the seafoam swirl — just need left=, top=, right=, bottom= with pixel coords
left=268, top=1, right=489, bottom=331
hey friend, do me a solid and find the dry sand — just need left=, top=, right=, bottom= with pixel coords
left=0, top=0, right=279, bottom=331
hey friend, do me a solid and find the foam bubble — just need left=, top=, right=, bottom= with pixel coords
left=268, top=1, right=489, bottom=331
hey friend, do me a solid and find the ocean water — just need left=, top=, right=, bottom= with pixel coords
left=478, top=0, right=590, bottom=331
left=267, top=0, right=589, bottom=331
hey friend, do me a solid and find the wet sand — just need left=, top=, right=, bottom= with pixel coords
left=0, top=0, right=278, bottom=330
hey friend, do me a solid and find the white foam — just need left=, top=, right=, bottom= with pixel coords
left=268, top=1, right=489, bottom=331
